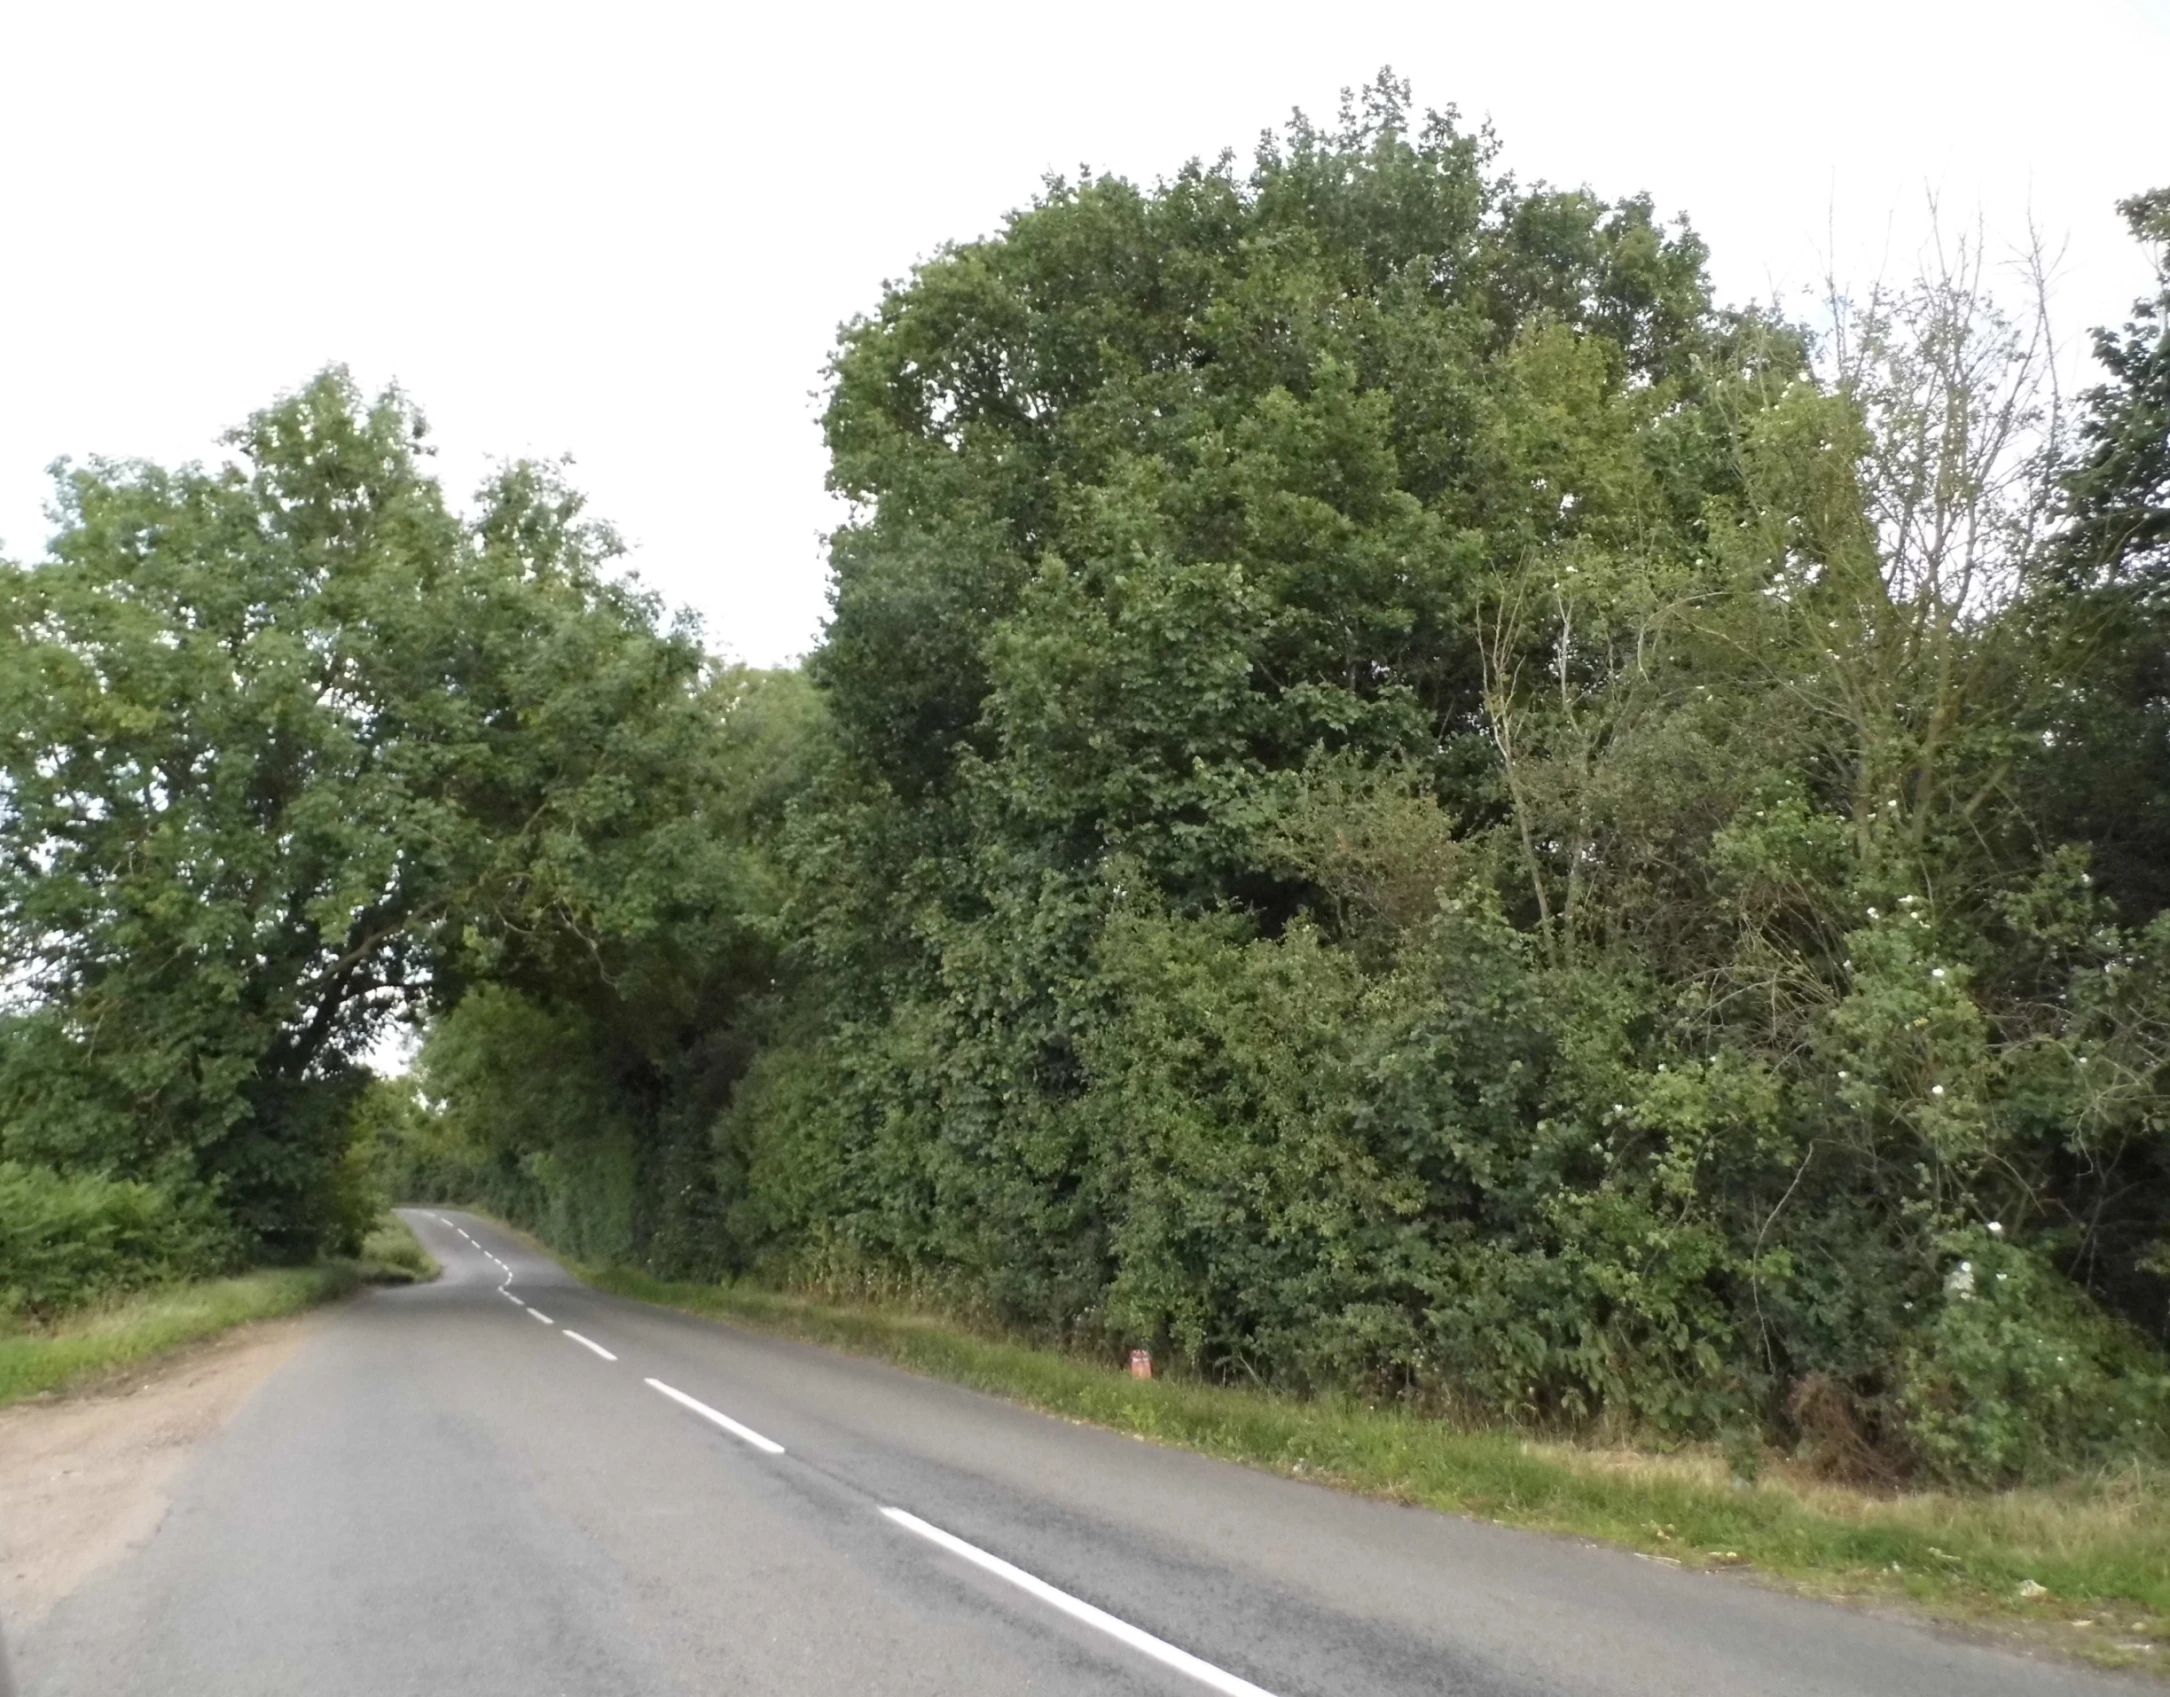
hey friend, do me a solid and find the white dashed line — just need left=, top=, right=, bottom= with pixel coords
left=645, top=1379, right=785, bottom=1454
left=880, top=1508, right=1277, bottom=1697
left=504, top=1293, right=524, bottom=1305
left=528, top=1310, right=554, bottom=1325
left=562, top=1331, right=617, bottom=1362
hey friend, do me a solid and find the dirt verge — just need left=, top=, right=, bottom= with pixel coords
left=0, top=1310, right=324, bottom=1640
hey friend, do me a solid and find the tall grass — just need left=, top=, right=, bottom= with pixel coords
left=359, top=1213, right=439, bottom=1283
left=0, top=1212, right=439, bottom=1408
left=0, top=1267, right=352, bottom=1406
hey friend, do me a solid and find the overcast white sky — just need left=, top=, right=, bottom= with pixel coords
left=3, top=0, right=2166, bottom=665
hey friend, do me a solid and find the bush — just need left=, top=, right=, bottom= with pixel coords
left=0, top=1163, right=239, bottom=1319
left=1900, top=1227, right=2170, bottom=1485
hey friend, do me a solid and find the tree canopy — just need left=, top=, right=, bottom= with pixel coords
left=0, top=371, right=727, bottom=1257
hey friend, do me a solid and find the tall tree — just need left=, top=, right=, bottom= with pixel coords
left=2032, top=190, right=2170, bottom=921
left=0, top=371, right=711, bottom=1255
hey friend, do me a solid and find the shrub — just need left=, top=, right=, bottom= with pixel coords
left=1900, top=1227, right=2170, bottom=1485
left=0, top=1163, right=239, bottom=1319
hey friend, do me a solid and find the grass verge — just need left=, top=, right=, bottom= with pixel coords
left=358, top=1211, right=440, bottom=1284
left=0, top=1212, right=439, bottom=1410
left=587, top=1266, right=2169, bottom=1677
left=0, top=1266, right=353, bottom=1408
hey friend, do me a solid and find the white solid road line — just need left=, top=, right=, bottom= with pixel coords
left=528, top=1310, right=555, bottom=1325
left=644, top=1378, right=786, bottom=1455
left=880, top=1508, right=1279, bottom=1697
left=563, top=1331, right=617, bottom=1362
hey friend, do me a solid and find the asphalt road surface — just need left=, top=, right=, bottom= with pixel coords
left=17, top=1210, right=2133, bottom=1697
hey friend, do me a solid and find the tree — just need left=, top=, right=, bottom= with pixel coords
left=2065, top=190, right=2170, bottom=585
left=2027, top=191, right=2170, bottom=922
left=742, top=73, right=1817, bottom=1349
left=0, top=370, right=713, bottom=1256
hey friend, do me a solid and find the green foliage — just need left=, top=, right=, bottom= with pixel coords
left=729, top=80, right=1838, bottom=1430
left=0, top=368, right=728, bottom=1271
left=356, top=1212, right=439, bottom=1284
left=393, top=665, right=820, bottom=1278
left=687, top=91, right=2170, bottom=1487
left=0, top=1163, right=237, bottom=1319
left=412, top=987, right=644, bottom=1266
left=2064, top=190, right=2170, bottom=586
left=1902, top=1228, right=2170, bottom=1487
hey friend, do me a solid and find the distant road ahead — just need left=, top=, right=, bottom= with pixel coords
left=19, top=1210, right=2123, bottom=1697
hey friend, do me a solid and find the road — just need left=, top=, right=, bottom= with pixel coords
left=16, top=1209, right=2130, bottom=1697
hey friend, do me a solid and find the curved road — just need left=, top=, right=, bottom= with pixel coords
left=18, top=1210, right=2129, bottom=1696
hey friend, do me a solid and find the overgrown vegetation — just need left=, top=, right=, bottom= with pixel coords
left=357, top=1211, right=438, bottom=1285
left=0, top=1212, right=434, bottom=1408
left=0, top=1161, right=237, bottom=1318
left=0, top=1266, right=354, bottom=1406
left=6, top=77, right=2169, bottom=1497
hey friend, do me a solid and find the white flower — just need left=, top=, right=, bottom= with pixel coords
left=1987, top=1221, right=2003, bottom=1236
left=1866, top=906, right=1880, bottom=920
left=1931, top=1084, right=1945, bottom=1097
left=1931, top=968, right=1946, bottom=980
left=1947, top=1262, right=1977, bottom=1299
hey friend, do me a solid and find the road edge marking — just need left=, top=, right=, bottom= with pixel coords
left=563, top=1330, right=617, bottom=1362
left=879, top=1506, right=1278, bottom=1697
left=528, top=1310, right=555, bottom=1325
left=644, top=1378, right=785, bottom=1455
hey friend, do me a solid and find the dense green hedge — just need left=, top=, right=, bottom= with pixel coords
left=0, top=1163, right=239, bottom=1319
